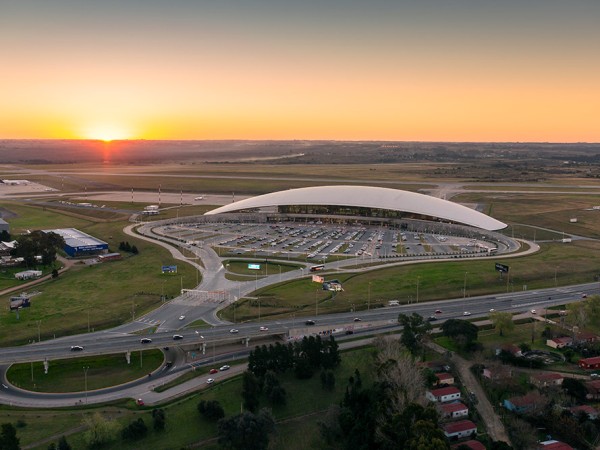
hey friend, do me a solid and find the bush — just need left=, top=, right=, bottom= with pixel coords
left=121, top=418, right=148, bottom=441
left=198, top=400, right=225, bottom=421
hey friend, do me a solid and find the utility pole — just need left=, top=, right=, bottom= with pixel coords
left=368, top=282, right=371, bottom=311
left=463, top=272, right=468, bottom=299
left=416, top=276, right=420, bottom=303
left=36, top=320, right=41, bottom=342
left=83, top=366, right=89, bottom=404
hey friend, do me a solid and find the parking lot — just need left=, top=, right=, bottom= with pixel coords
left=157, top=220, right=498, bottom=263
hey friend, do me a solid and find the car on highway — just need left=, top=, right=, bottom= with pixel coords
left=209, top=368, right=218, bottom=374
left=206, top=378, right=214, bottom=384
left=259, top=326, right=269, bottom=331
left=435, top=310, right=442, bottom=314
left=463, top=311, right=471, bottom=316
left=530, top=309, right=537, bottom=314
left=70, top=345, right=84, bottom=351
left=582, top=294, right=588, bottom=298
left=229, top=329, right=239, bottom=334
left=172, top=335, right=183, bottom=340
left=427, top=316, right=437, bottom=321
left=219, top=365, right=230, bottom=371
left=140, top=338, right=152, bottom=344
left=179, top=315, right=186, bottom=320
left=305, top=320, right=316, bottom=325
left=489, top=309, right=496, bottom=312
left=353, top=318, right=362, bottom=322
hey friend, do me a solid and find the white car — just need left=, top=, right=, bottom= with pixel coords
left=206, top=378, right=214, bottom=384
left=179, top=315, right=186, bottom=320
left=259, top=326, right=268, bottom=331
left=489, top=309, right=496, bottom=312
left=219, top=365, right=230, bottom=371
left=463, top=311, right=471, bottom=316
left=530, top=309, right=537, bottom=314
left=229, top=329, right=239, bottom=334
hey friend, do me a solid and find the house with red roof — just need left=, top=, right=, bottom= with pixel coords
left=426, top=386, right=461, bottom=403
left=546, top=337, right=573, bottom=349
left=438, top=402, right=468, bottom=419
left=530, top=372, right=563, bottom=388
left=451, top=440, right=486, bottom=450
left=503, top=393, right=544, bottom=414
left=442, top=419, right=477, bottom=440
left=538, top=440, right=573, bottom=450
left=435, top=372, right=455, bottom=386
left=579, top=356, right=600, bottom=370
left=569, top=404, right=598, bottom=420
left=585, top=380, right=600, bottom=400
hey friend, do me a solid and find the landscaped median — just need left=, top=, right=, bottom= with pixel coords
left=6, top=350, right=164, bottom=392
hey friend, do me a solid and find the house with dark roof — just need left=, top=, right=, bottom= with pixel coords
left=584, top=380, right=600, bottom=400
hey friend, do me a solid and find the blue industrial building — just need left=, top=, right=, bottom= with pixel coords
left=44, top=228, right=108, bottom=257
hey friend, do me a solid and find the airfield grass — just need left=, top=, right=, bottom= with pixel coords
left=0, top=203, right=199, bottom=347
left=221, top=240, right=600, bottom=322
left=22, top=346, right=376, bottom=450
left=456, top=192, right=600, bottom=240
left=6, top=350, right=164, bottom=393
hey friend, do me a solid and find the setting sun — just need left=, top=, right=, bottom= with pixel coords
left=83, top=125, right=131, bottom=142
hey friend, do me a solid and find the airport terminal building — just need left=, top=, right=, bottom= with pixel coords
left=44, top=228, right=109, bottom=257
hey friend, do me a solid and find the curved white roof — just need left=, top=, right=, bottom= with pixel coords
left=205, top=185, right=506, bottom=231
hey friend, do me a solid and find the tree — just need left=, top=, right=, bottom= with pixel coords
left=152, top=408, right=166, bottom=431
left=198, top=400, right=225, bottom=421
left=47, top=444, right=56, bottom=450
left=398, top=313, right=432, bottom=355
left=57, top=436, right=72, bottom=450
left=51, top=268, right=59, bottom=279
left=441, top=319, right=479, bottom=349
left=217, top=409, right=275, bottom=450
left=0, top=423, right=20, bottom=450
left=0, top=230, right=10, bottom=242
left=13, top=231, right=65, bottom=268
left=131, top=245, right=139, bottom=255
left=242, top=371, right=261, bottom=412
left=121, top=418, right=147, bottom=441
left=269, top=385, right=287, bottom=406
left=489, top=311, right=514, bottom=336
left=562, top=378, right=587, bottom=402
left=81, top=412, right=119, bottom=449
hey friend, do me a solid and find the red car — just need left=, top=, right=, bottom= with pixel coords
left=209, top=368, right=218, bottom=374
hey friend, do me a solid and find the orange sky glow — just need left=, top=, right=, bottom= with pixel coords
left=1, top=1, right=599, bottom=142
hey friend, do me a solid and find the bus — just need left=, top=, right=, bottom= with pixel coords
left=309, top=264, right=325, bottom=272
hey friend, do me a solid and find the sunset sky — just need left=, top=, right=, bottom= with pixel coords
left=1, top=1, right=598, bottom=142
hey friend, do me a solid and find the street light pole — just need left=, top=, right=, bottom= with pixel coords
left=416, top=276, right=420, bottom=303
left=463, top=272, right=468, bottom=299
left=83, top=366, right=89, bottom=404
left=36, top=320, right=41, bottom=342
left=368, top=282, right=371, bottom=311
left=554, top=267, right=558, bottom=287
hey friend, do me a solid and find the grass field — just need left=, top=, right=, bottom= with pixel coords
left=0, top=202, right=200, bottom=346
left=220, top=240, right=600, bottom=321
left=22, top=346, right=377, bottom=450
left=6, top=350, right=164, bottom=392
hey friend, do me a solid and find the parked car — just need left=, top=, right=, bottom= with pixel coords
left=530, top=309, right=537, bottom=314
left=136, top=399, right=145, bottom=406
left=173, top=335, right=183, bottom=340
left=179, top=315, right=186, bottom=320
left=219, top=365, right=230, bottom=371
left=140, top=338, right=152, bottom=344
left=70, top=345, right=84, bottom=351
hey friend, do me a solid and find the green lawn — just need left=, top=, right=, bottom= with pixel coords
left=7, top=350, right=164, bottom=392
left=23, top=346, right=377, bottom=450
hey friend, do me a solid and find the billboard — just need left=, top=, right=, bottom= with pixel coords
left=312, top=275, right=324, bottom=283
left=9, top=296, right=31, bottom=310
left=495, top=263, right=509, bottom=273
left=162, top=265, right=178, bottom=273
left=248, top=263, right=261, bottom=270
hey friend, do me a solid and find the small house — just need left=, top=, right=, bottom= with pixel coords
left=546, top=337, right=573, bottom=349
left=438, top=402, right=468, bottom=420
left=579, top=356, right=600, bottom=370
left=435, top=372, right=455, bottom=386
left=426, top=386, right=461, bottom=403
left=442, top=420, right=477, bottom=440
left=530, top=372, right=563, bottom=388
